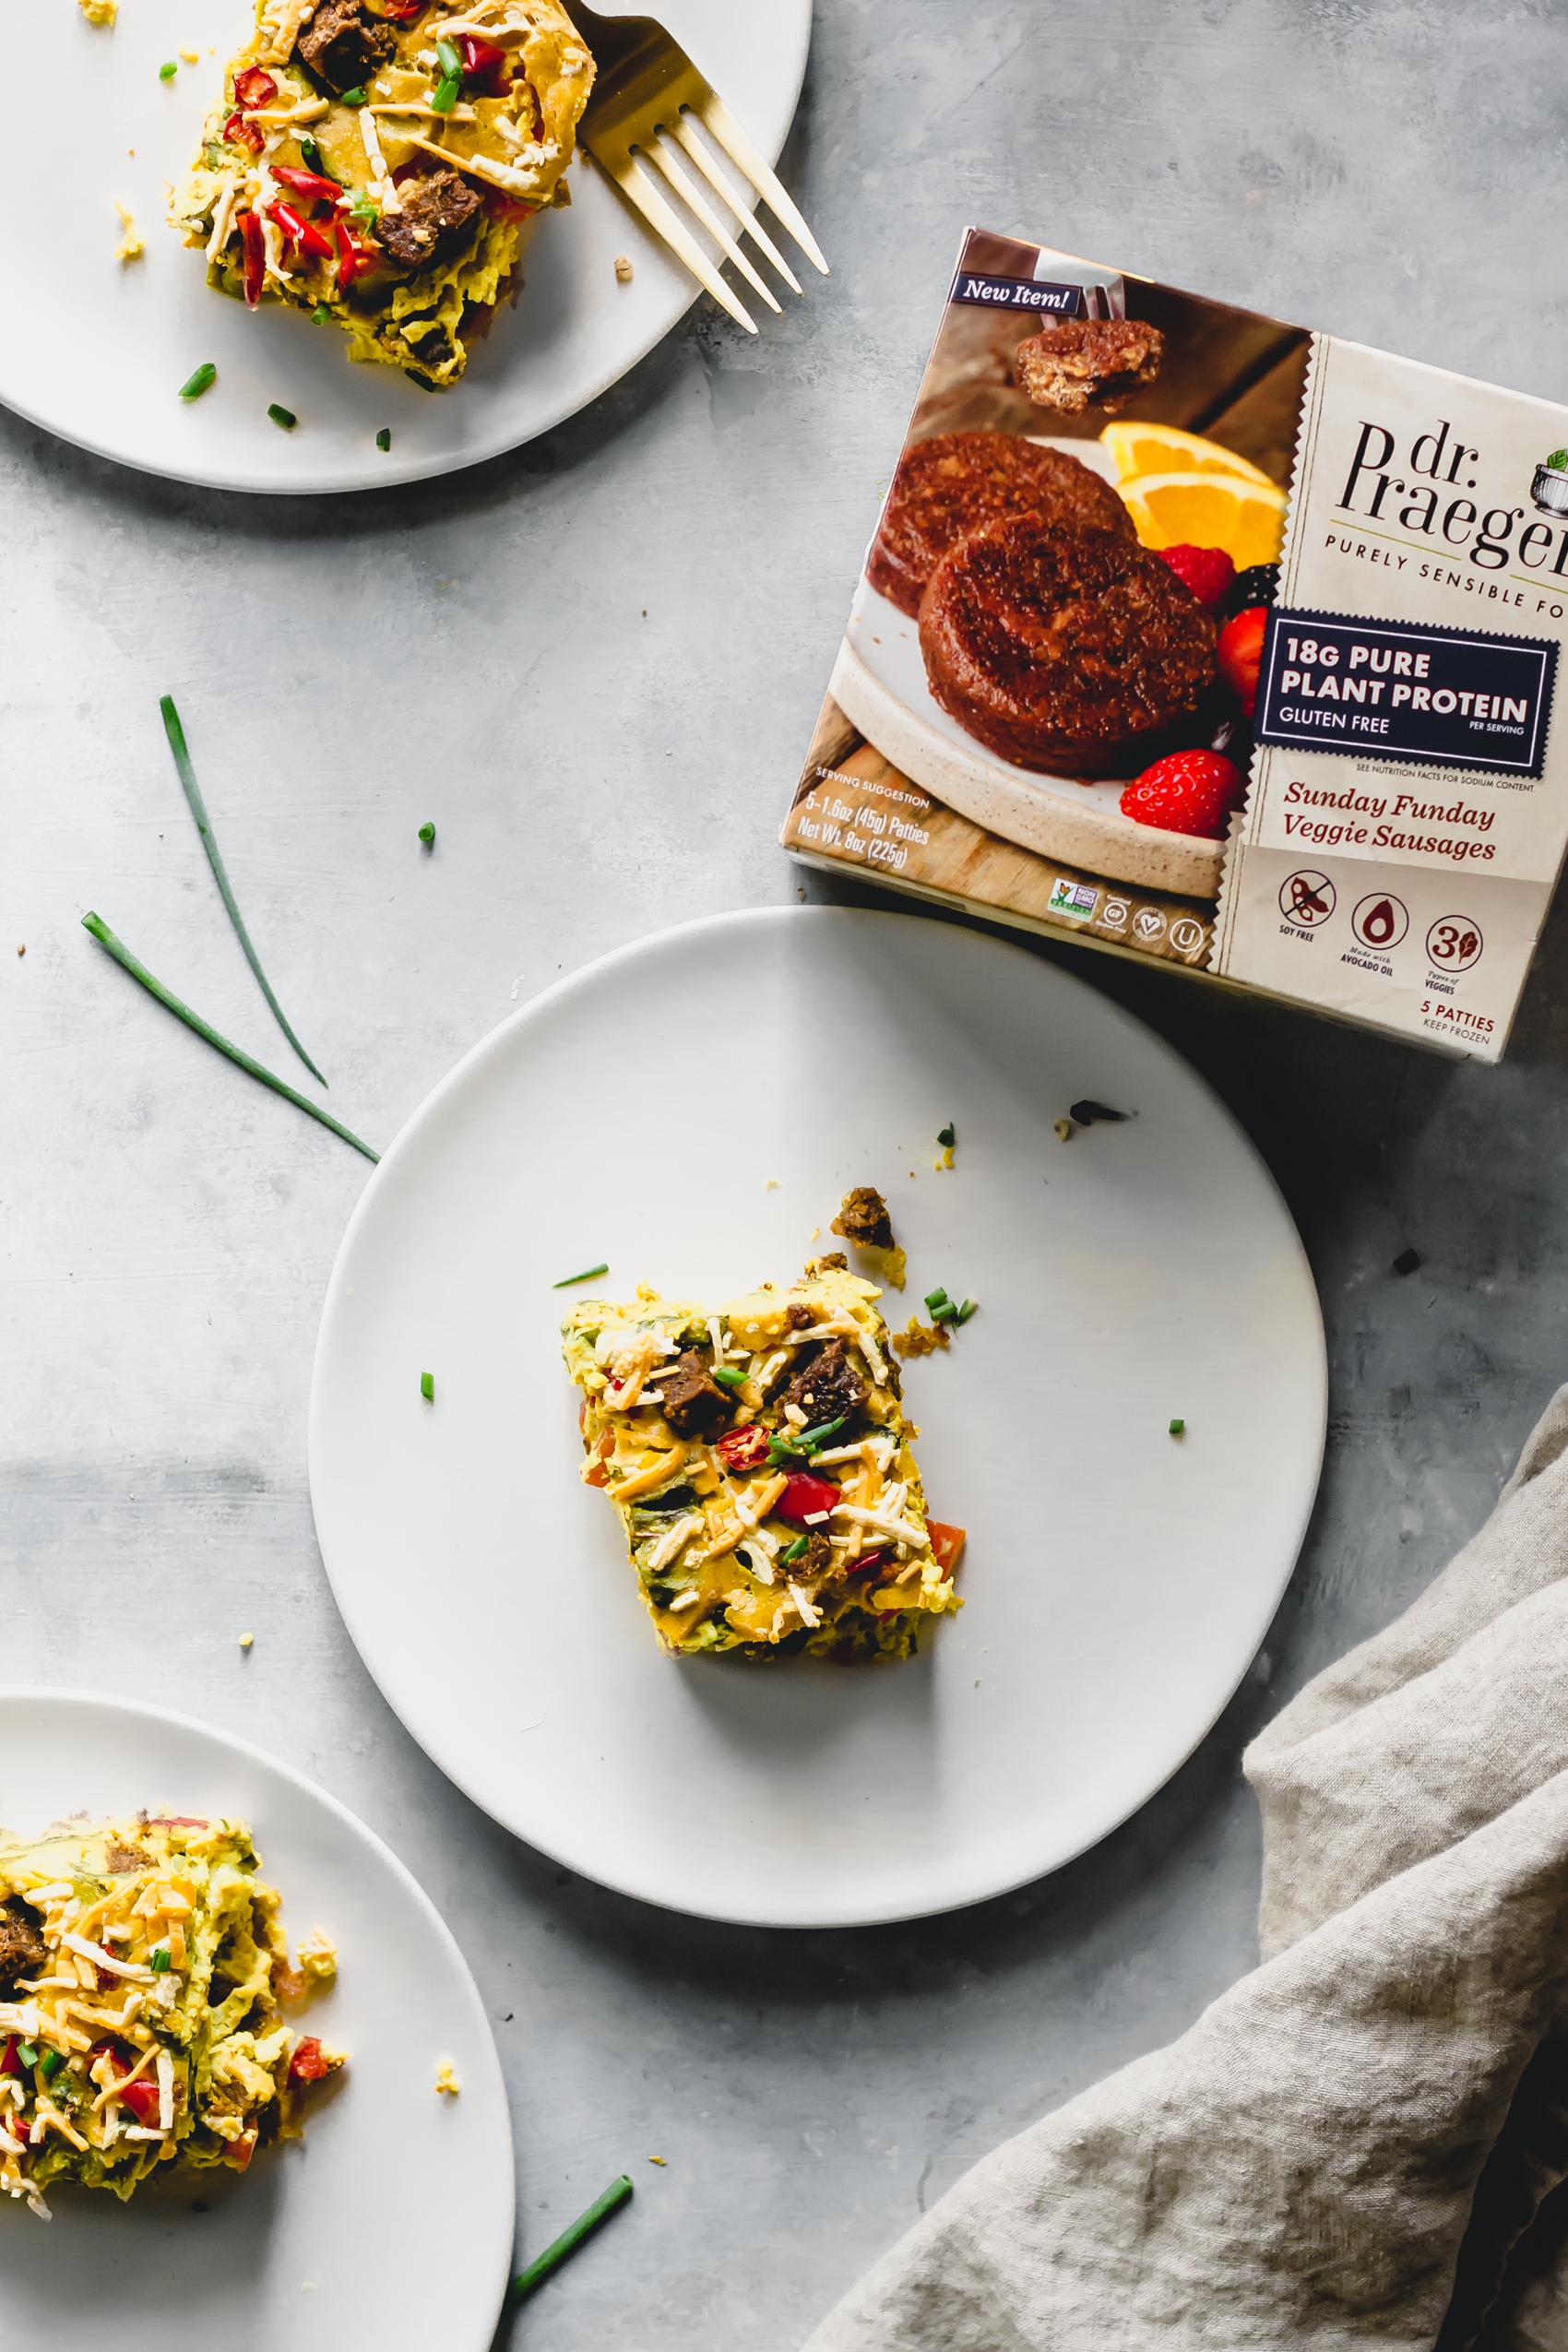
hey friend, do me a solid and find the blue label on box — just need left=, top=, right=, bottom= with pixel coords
left=1254, top=608, right=1556, bottom=777
left=948, top=270, right=1083, bottom=315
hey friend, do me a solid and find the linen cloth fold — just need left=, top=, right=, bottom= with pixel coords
left=806, top=1386, right=1568, bottom=2352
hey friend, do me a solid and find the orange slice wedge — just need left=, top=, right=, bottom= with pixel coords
left=1099, top=422, right=1276, bottom=489
left=1118, top=470, right=1288, bottom=569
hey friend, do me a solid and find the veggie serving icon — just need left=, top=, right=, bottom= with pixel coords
left=1531, top=448, right=1568, bottom=517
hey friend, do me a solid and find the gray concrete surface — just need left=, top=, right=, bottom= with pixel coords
left=6, top=1, right=1568, bottom=2342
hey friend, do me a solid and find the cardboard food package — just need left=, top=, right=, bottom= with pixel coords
left=782, top=228, right=1568, bottom=1062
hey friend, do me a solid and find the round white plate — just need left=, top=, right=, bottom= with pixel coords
left=8, top=0, right=810, bottom=493
left=310, top=907, right=1325, bottom=1928
left=836, top=437, right=1226, bottom=898
left=0, top=1691, right=514, bottom=2350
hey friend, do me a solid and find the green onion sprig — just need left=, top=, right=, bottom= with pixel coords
left=149, top=1945, right=172, bottom=1974
left=81, top=914, right=378, bottom=1162
left=799, top=1413, right=846, bottom=1451
left=376, top=428, right=392, bottom=452
left=160, top=695, right=327, bottom=1086
left=159, top=59, right=177, bottom=79
left=39, top=2049, right=64, bottom=2081
left=511, top=2175, right=634, bottom=2305
left=418, top=821, right=435, bottom=846
left=711, top=1365, right=746, bottom=1390
left=339, top=84, right=367, bottom=103
left=1169, top=1419, right=1185, bottom=1438
left=553, top=1264, right=609, bottom=1288
left=17, top=2044, right=39, bottom=2069
left=299, top=136, right=342, bottom=184
left=432, top=72, right=460, bottom=111
left=434, top=35, right=461, bottom=72
left=267, top=402, right=297, bottom=430
left=178, top=362, right=217, bottom=401
left=421, top=1372, right=435, bottom=1402
left=781, top=1535, right=809, bottom=1563
left=937, top=1123, right=956, bottom=1148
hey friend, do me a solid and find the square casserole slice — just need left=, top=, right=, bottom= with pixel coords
left=563, top=1264, right=965, bottom=1662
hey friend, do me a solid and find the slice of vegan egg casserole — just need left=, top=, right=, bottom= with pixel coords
left=170, top=0, right=595, bottom=389
left=563, top=1260, right=967, bottom=1663
left=0, top=1813, right=343, bottom=2219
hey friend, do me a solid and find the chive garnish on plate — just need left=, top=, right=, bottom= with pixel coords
left=149, top=1945, right=172, bottom=1973
left=781, top=1535, right=809, bottom=1564
left=937, top=1123, right=956, bottom=1148
left=510, top=2175, right=634, bottom=2305
left=178, top=362, right=217, bottom=401
left=267, top=402, right=297, bottom=430
left=955, top=1297, right=979, bottom=1324
left=17, top=2043, right=39, bottom=2069
left=799, top=1413, right=846, bottom=1451
left=552, top=1264, right=609, bottom=1288
left=160, top=695, right=327, bottom=1086
left=923, top=1288, right=949, bottom=1313
left=81, top=913, right=378, bottom=1161
left=376, top=428, right=392, bottom=452
left=159, top=59, right=177, bottom=79
left=1169, top=1418, right=1185, bottom=1437
left=39, top=2049, right=64, bottom=2080
left=418, top=821, right=435, bottom=845
left=421, top=1372, right=434, bottom=1402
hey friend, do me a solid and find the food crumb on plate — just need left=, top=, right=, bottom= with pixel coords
left=765, top=1177, right=779, bottom=1190
left=647, top=2154, right=667, bottom=2165
left=434, top=2060, right=460, bottom=2097
left=78, top=0, right=117, bottom=21
left=614, top=255, right=634, bottom=282
left=238, top=1631, right=254, bottom=1649
left=1054, top=1118, right=1074, bottom=1142
left=179, top=46, right=199, bottom=62
left=113, top=204, right=145, bottom=262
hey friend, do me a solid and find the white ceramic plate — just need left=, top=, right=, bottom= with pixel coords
left=310, top=907, right=1324, bottom=1928
left=7, top=0, right=810, bottom=493
left=0, top=1691, right=513, bottom=2350
left=834, top=438, right=1227, bottom=898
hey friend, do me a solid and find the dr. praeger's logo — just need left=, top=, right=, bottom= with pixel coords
left=1532, top=448, right=1568, bottom=518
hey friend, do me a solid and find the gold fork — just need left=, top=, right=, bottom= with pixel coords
left=563, top=1, right=827, bottom=335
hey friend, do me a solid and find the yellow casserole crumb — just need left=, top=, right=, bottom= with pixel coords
left=647, top=2154, right=668, bottom=2166
left=297, top=1929, right=338, bottom=1988
left=434, top=2060, right=460, bottom=2097
left=614, top=255, right=634, bottom=282
left=765, top=1177, right=779, bottom=1190
left=79, top=0, right=118, bottom=22
left=113, top=203, right=145, bottom=262
left=1054, top=1118, right=1074, bottom=1141
left=892, top=1317, right=950, bottom=1359
left=238, top=1632, right=254, bottom=1649
left=179, top=45, right=200, bottom=62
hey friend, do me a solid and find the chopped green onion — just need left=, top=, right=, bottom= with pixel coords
left=39, top=2049, right=64, bottom=2081
left=432, top=71, right=460, bottom=111
left=311, top=304, right=331, bottom=325
left=160, top=696, right=327, bottom=1087
left=552, top=1264, right=609, bottom=1288
left=1169, top=1419, right=1184, bottom=1437
left=159, top=59, right=177, bottom=79
left=339, top=84, right=367, bottom=103
left=936, top=1123, right=956, bottom=1148
left=421, top=1372, right=434, bottom=1402
left=781, top=1535, right=809, bottom=1563
left=955, top=1298, right=979, bottom=1324
left=81, top=914, right=378, bottom=1162
left=434, top=36, right=462, bottom=74
left=766, top=1437, right=807, bottom=1468
left=149, top=1945, right=172, bottom=1974
left=376, top=427, right=392, bottom=452
left=931, top=1301, right=958, bottom=1324
left=16, top=2044, right=39, bottom=2070
left=418, top=821, right=435, bottom=845
left=923, top=1288, right=950, bottom=1313
left=511, top=2175, right=634, bottom=2306
left=267, top=402, right=297, bottom=430
left=178, top=362, right=217, bottom=401
left=299, top=135, right=342, bottom=184
left=800, top=1413, right=847, bottom=1451
left=350, top=194, right=379, bottom=220
left=711, top=1365, right=746, bottom=1390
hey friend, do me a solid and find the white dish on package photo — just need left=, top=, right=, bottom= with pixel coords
left=309, top=905, right=1326, bottom=1930
left=6, top=0, right=810, bottom=495
left=832, top=435, right=1229, bottom=899
left=0, top=1691, right=514, bottom=2352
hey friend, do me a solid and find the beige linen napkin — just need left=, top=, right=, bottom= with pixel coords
left=807, top=1386, right=1568, bottom=2352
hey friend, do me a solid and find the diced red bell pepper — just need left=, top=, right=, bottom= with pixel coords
left=271, top=164, right=342, bottom=208
left=237, top=209, right=266, bottom=307
left=928, top=1521, right=967, bottom=1577
left=289, top=2036, right=332, bottom=2086
left=778, top=1472, right=840, bottom=1525
left=484, top=190, right=539, bottom=224
left=1218, top=606, right=1267, bottom=718
left=267, top=200, right=336, bottom=261
left=118, top=2076, right=162, bottom=2128
left=846, top=1547, right=888, bottom=1578
left=716, top=1423, right=769, bottom=1474
left=232, top=65, right=278, bottom=110
left=336, top=221, right=377, bottom=285
left=0, top=2037, right=19, bottom=2077
left=457, top=31, right=510, bottom=92
left=223, top=110, right=265, bottom=154
left=379, top=0, right=426, bottom=16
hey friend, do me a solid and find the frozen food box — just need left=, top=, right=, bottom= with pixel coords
left=781, top=227, right=1568, bottom=1062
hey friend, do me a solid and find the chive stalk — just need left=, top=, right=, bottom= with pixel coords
left=432, top=72, right=460, bottom=111
left=511, top=2176, right=634, bottom=2304
left=267, top=402, right=297, bottom=430
left=923, top=1288, right=949, bottom=1313
left=39, top=2049, right=64, bottom=2081
left=160, top=695, right=327, bottom=1086
left=376, top=428, right=392, bottom=452
left=81, top=914, right=378, bottom=1162
left=711, top=1365, right=746, bottom=1390
left=799, top=1413, right=846, bottom=1451
left=178, top=362, right=217, bottom=401
left=434, top=36, right=461, bottom=73
left=17, top=2044, right=39, bottom=2069
left=781, top=1535, right=809, bottom=1563
left=421, top=1372, right=434, bottom=1402
left=955, top=1298, right=979, bottom=1324
left=552, top=1264, right=609, bottom=1288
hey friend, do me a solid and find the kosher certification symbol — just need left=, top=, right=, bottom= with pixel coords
left=1279, top=870, right=1336, bottom=928
left=1426, top=915, right=1483, bottom=973
left=1351, top=893, right=1409, bottom=952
